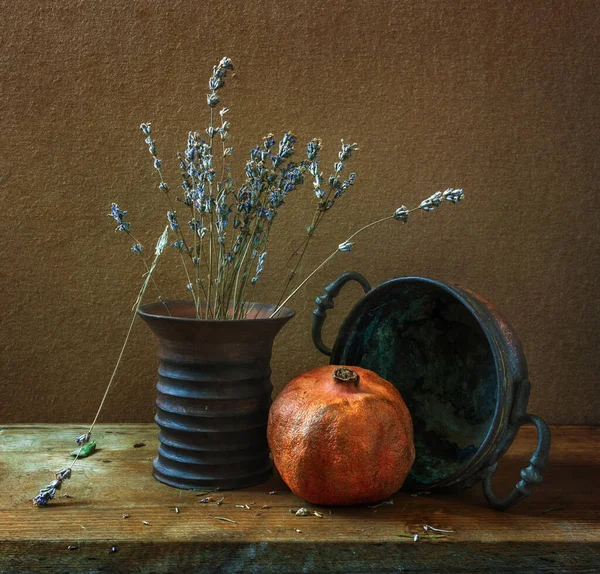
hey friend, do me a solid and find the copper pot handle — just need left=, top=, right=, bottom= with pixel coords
left=312, top=272, right=371, bottom=356
left=482, top=410, right=551, bottom=511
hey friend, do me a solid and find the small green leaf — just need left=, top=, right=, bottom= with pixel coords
left=71, top=441, right=97, bottom=458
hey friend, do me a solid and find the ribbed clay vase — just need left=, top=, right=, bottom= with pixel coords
left=137, top=300, right=294, bottom=490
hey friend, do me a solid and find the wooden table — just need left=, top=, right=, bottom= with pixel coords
left=0, top=425, right=598, bottom=573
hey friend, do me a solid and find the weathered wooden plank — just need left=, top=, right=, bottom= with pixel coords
left=0, top=424, right=598, bottom=572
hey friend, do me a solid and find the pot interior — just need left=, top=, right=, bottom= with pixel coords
left=335, top=279, right=499, bottom=488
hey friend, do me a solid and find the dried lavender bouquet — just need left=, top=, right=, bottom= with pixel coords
left=32, top=57, right=464, bottom=506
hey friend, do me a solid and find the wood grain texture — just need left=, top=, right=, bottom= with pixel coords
left=0, top=1, right=599, bottom=425
left=0, top=424, right=598, bottom=572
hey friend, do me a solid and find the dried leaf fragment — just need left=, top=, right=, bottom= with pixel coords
left=70, top=441, right=97, bottom=458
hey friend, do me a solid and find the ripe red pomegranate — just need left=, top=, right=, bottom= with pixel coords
left=268, top=365, right=415, bottom=505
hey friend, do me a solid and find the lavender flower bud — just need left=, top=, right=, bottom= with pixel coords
left=187, top=283, right=194, bottom=292
left=251, top=252, right=267, bottom=285
left=419, top=191, right=444, bottom=212
left=263, top=134, right=275, bottom=150
left=218, top=56, right=234, bottom=71
left=443, top=188, right=464, bottom=204
left=108, top=203, right=131, bottom=232
left=209, top=75, right=224, bottom=91
left=223, top=147, right=234, bottom=157
left=154, top=158, right=162, bottom=171
left=131, top=243, right=144, bottom=254
left=159, top=182, right=168, bottom=193
left=33, top=487, right=56, bottom=506
left=206, top=126, right=218, bottom=138
left=57, top=469, right=71, bottom=481
left=76, top=433, right=91, bottom=445
left=338, top=240, right=354, bottom=252
left=170, top=239, right=184, bottom=251
left=140, top=123, right=151, bottom=136
left=109, top=203, right=127, bottom=223
left=207, top=93, right=220, bottom=108
left=306, top=138, right=322, bottom=161
left=167, top=211, right=179, bottom=231
left=219, top=107, right=229, bottom=117
left=394, top=206, right=409, bottom=222
left=338, top=140, right=359, bottom=161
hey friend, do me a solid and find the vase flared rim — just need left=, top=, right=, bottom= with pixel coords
left=137, top=300, right=295, bottom=323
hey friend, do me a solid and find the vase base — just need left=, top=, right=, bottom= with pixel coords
left=152, top=457, right=273, bottom=490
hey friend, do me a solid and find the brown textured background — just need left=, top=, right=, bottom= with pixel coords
left=1, top=1, right=598, bottom=424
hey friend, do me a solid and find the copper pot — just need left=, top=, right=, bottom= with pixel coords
left=312, top=273, right=550, bottom=510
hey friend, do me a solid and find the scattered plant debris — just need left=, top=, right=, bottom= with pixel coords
left=110, top=546, right=118, bottom=553
left=142, top=521, right=150, bottom=526
left=267, top=491, right=277, bottom=495
left=290, top=507, right=323, bottom=518
left=423, top=525, right=453, bottom=533
left=122, top=513, right=130, bottom=519
left=235, top=504, right=251, bottom=509
left=214, top=517, right=236, bottom=524
left=216, top=497, right=225, bottom=506
left=67, top=545, right=79, bottom=551
left=262, top=505, right=270, bottom=509
left=174, top=507, right=180, bottom=514
left=543, top=506, right=565, bottom=514
left=199, top=497, right=213, bottom=504
left=133, top=442, right=146, bottom=448
left=397, top=533, right=446, bottom=541
left=367, top=500, right=393, bottom=509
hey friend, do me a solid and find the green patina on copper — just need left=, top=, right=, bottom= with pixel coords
left=336, top=282, right=497, bottom=487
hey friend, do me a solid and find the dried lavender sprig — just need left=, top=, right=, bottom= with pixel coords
left=32, top=228, right=170, bottom=507
left=108, top=203, right=131, bottom=232
left=33, top=469, right=72, bottom=507
left=109, top=204, right=171, bottom=315
left=139, top=123, right=200, bottom=311
left=269, top=188, right=465, bottom=318
left=272, top=139, right=360, bottom=312
left=250, top=252, right=267, bottom=285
